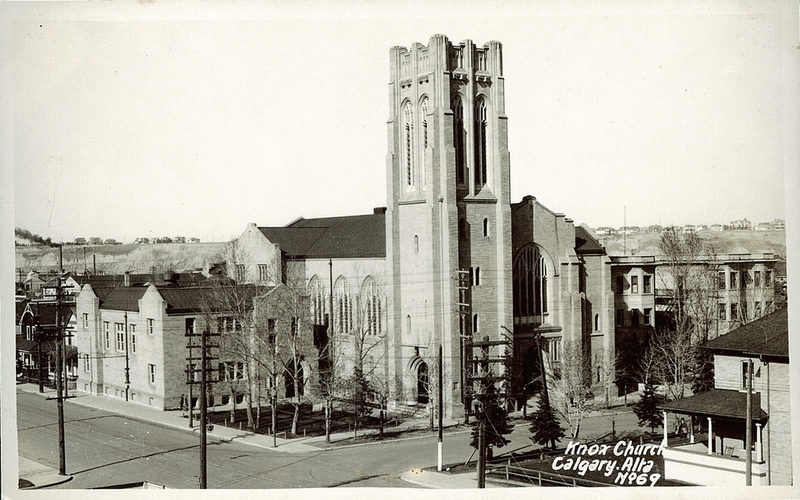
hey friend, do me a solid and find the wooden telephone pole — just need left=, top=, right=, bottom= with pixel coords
left=186, top=325, right=219, bottom=489
left=464, top=334, right=510, bottom=488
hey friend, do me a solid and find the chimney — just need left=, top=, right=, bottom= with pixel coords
left=124, top=271, right=131, bottom=287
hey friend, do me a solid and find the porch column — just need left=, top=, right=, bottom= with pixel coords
left=689, top=416, right=695, bottom=444
left=707, top=417, right=713, bottom=455
left=662, top=411, right=668, bottom=447
left=755, top=423, right=762, bottom=463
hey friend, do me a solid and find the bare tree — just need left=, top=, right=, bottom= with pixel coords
left=655, top=228, right=720, bottom=399
left=547, top=341, right=594, bottom=439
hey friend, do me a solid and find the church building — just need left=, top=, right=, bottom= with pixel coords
left=235, top=35, right=614, bottom=418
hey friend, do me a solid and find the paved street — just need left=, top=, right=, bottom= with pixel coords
left=17, top=387, right=645, bottom=489
left=16, top=388, right=491, bottom=488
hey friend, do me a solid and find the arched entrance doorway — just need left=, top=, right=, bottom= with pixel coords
left=284, top=360, right=304, bottom=398
left=522, top=346, right=543, bottom=396
left=417, top=362, right=429, bottom=404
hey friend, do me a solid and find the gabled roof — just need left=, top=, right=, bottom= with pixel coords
left=73, top=272, right=207, bottom=288
left=97, top=284, right=264, bottom=315
left=702, top=308, right=788, bottom=360
left=574, top=225, right=605, bottom=255
left=259, top=211, right=386, bottom=259
left=660, top=389, right=768, bottom=421
left=99, top=287, right=147, bottom=312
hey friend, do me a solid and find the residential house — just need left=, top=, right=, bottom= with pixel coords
left=659, top=308, right=791, bottom=486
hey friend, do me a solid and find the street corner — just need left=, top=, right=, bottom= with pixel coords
left=18, top=457, right=73, bottom=490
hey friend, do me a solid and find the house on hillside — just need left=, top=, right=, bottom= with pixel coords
left=658, top=308, right=791, bottom=486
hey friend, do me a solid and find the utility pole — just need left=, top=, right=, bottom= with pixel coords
left=437, top=343, right=443, bottom=472
left=200, top=326, right=208, bottom=489
left=745, top=358, right=753, bottom=485
left=186, top=323, right=218, bottom=489
left=465, top=334, right=511, bottom=489
left=271, top=353, right=277, bottom=449
left=457, top=269, right=470, bottom=424
left=124, top=312, right=130, bottom=401
left=55, top=271, right=66, bottom=476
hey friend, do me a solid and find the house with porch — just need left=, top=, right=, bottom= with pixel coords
left=658, top=307, right=791, bottom=486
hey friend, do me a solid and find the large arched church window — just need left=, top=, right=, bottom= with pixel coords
left=361, top=277, right=382, bottom=336
left=474, top=98, right=488, bottom=188
left=307, top=276, right=327, bottom=326
left=452, top=95, right=466, bottom=185
left=334, top=278, right=352, bottom=334
left=403, top=101, right=415, bottom=189
left=513, top=246, right=549, bottom=322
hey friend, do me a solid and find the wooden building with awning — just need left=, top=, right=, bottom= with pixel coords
left=657, top=308, right=791, bottom=486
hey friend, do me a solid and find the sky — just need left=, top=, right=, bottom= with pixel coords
left=5, top=1, right=798, bottom=243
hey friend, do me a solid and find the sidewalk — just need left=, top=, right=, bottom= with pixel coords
left=15, top=383, right=461, bottom=454
left=400, top=468, right=499, bottom=489
left=18, top=456, right=73, bottom=490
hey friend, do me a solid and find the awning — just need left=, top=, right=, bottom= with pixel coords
left=659, top=389, right=768, bottom=422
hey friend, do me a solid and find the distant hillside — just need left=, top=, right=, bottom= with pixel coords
left=600, top=230, right=786, bottom=258
left=15, top=242, right=227, bottom=276
left=15, top=229, right=787, bottom=278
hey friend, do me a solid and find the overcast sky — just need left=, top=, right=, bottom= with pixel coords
left=5, top=1, right=798, bottom=243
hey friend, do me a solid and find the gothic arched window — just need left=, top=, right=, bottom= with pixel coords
left=513, top=246, right=549, bottom=322
left=307, top=276, right=327, bottom=326
left=420, top=97, right=429, bottom=150
left=361, top=278, right=382, bottom=336
left=403, top=101, right=415, bottom=189
left=334, top=278, right=352, bottom=334
left=474, top=98, right=488, bottom=188
left=452, top=95, right=466, bottom=185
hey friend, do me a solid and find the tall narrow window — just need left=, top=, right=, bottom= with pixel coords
left=335, top=278, right=352, bottom=334
left=308, top=276, right=327, bottom=326
left=472, top=314, right=479, bottom=333
left=130, top=325, right=136, bottom=353
left=474, top=98, right=488, bottom=188
left=115, top=323, right=125, bottom=351
left=403, top=102, right=415, bottom=188
left=104, top=322, right=110, bottom=349
left=483, top=218, right=489, bottom=237
left=643, top=275, right=652, bottom=294
left=148, top=318, right=155, bottom=335
left=148, top=364, right=156, bottom=384
left=406, top=315, right=411, bottom=334
left=414, top=235, right=419, bottom=254
left=631, top=276, right=639, bottom=294
left=452, top=95, right=465, bottom=184
left=420, top=97, right=429, bottom=187
left=475, top=267, right=481, bottom=286
left=363, top=278, right=382, bottom=336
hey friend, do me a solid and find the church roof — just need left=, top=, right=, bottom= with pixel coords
left=702, top=307, right=788, bottom=360
left=259, top=211, right=386, bottom=259
left=574, top=225, right=605, bottom=255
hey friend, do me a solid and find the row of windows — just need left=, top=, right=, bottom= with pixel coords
left=103, top=321, right=141, bottom=352
left=308, top=277, right=382, bottom=336
left=452, top=95, right=489, bottom=188
left=616, top=275, right=652, bottom=295
left=89, top=354, right=155, bottom=385
left=718, top=269, right=772, bottom=290
left=402, top=98, right=428, bottom=189
left=615, top=308, right=653, bottom=327
left=719, top=300, right=771, bottom=321
left=234, top=263, right=272, bottom=283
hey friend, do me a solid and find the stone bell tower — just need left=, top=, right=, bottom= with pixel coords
left=385, top=34, right=512, bottom=418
